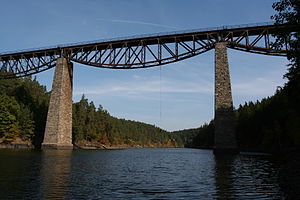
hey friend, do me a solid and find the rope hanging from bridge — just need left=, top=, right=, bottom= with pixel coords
left=159, top=65, right=162, bottom=129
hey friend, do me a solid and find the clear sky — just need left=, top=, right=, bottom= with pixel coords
left=0, top=0, right=289, bottom=131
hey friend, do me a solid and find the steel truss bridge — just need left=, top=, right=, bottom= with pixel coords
left=0, top=22, right=292, bottom=79
left=0, top=22, right=296, bottom=151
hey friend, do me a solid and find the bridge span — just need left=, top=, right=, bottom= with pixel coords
left=0, top=22, right=293, bottom=153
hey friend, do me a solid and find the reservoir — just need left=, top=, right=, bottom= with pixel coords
left=0, top=148, right=284, bottom=199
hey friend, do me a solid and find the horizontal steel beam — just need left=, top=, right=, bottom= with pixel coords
left=0, top=22, right=295, bottom=78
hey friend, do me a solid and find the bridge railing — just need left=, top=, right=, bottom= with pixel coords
left=0, top=22, right=276, bottom=56
left=0, top=21, right=292, bottom=78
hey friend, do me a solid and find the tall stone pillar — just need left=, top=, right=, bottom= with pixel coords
left=42, top=57, right=73, bottom=149
left=214, top=42, right=237, bottom=154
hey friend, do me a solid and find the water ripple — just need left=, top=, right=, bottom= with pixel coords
left=0, top=148, right=284, bottom=199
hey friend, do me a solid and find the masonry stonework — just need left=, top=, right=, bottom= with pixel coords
left=42, top=57, right=73, bottom=149
left=214, top=42, right=237, bottom=153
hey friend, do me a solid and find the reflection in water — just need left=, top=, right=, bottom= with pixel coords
left=40, top=150, right=71, bottom=199
left=214, top=154, right=236, bottom=199
left=0, top=149, right=286, bottom=199
left=214, top=153, right=283, bottom=199
left=0, top=150, right=42, bottom=199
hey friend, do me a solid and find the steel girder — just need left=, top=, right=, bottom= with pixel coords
left=0, top=23, right=292, bottom=78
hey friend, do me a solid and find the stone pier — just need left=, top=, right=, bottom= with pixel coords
left=214, top=42, right=238, bottom=154
left=42, top=57, right=73, bottom=149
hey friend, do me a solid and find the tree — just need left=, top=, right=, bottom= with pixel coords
left=271, top=0, right=300, bottom=83
left=0, top=95, right=21, bottom=141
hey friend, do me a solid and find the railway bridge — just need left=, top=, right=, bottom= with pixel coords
left=0, top=22, right=293, bottom=152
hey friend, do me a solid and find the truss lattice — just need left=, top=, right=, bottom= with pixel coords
left=0, top=23, right=292, bottom=78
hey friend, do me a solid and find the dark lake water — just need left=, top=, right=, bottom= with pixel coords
left=0, top=148, right=285, bottom=199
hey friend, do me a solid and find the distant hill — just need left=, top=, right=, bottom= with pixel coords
left=0, top=75, right=183, bottom=148
left=172, top=121, right=214, bottom=149
left=72, top=95, right=183, bottom=148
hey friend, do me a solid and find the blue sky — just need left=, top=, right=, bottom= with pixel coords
left=0, top=0, right=288, bottom=131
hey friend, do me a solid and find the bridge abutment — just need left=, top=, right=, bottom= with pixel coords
left=214, top=42, right=238, bottom=154
left=42, top=57, right=73, bottom=149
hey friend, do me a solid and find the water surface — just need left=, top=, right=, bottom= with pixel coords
left=0, top=148, right=283, bottom=199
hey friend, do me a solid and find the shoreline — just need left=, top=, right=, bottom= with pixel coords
left=0, top=143, right=35, bottom=149
left=0, top=142, right=182, bottom=150
left=74, top=143, right=182, bottom=150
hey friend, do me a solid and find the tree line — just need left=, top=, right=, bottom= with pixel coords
left=0, top=74, right=182, bottom=148
left=176, top=0, right=300, bottom=153
left=0, top=76, right=49, bottom=147
left=176, top=88, right=300, bottom=153
left=73, top=95, right=182, bottom=147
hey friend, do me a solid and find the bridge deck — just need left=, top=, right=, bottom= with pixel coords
left=0, top=22, right=294, bottom=78
left=0, top=22, right=282, bottom=58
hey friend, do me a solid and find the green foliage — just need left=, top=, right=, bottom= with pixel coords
left=0, top=75, right=49, bottom=146
left=183, top=85, right=300, bottom=152
left=172, top=121, right=214, bottom=149
left=72, top=95, right=111, bottom=143
left=72, top=95, right=182, bottom=147
left=0, top=95, right=20, bottom=141
left=235, top=84, right=300, bottom=151
left=0, top=72, right=182, bottom=148
left=184, top=0, right=300, bottom=153
left=190, top=121, right=214, bottom=149
left=272, top=0, right=300, bottom=83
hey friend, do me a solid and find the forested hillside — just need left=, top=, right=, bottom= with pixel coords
left=180, top=88, right=300, bottom=152
left=172, top=121, right=214, bottom=149
left=0, top=76, right=49, bottom=147
left=0, top=74, right=182, bottom=148
left=73, top=95, right=182, bottom=147
left=180, top=0, right=300, bottom=153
